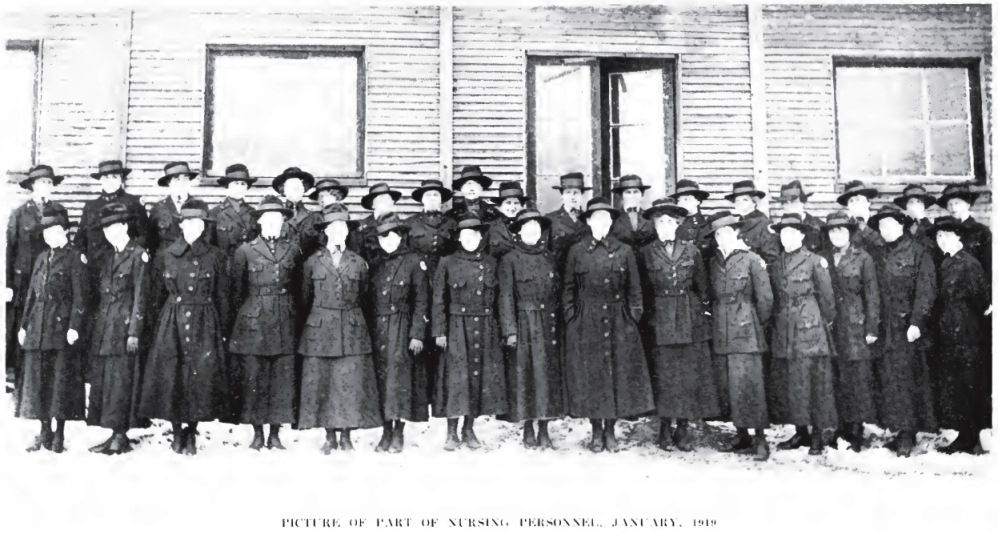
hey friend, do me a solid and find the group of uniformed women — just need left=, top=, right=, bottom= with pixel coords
left=5, top=161, right=991, bottom=460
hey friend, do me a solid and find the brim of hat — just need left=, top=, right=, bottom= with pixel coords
left=251, top=207, right=294, bottom=218
left=707, top=221, right=744, bottom=235
left=20, top=176, right=65, bottom=189
left=90, top=168, right=132, bottom=179
left=642, top=206, right=687, bottom=221
left=179, top=215, right=216, bottom=222
left=314, top=219, right=361, bottom=231
left=777, top=193, right=810, bottom=203
left=412, top=185, right=453, bottom=203
left=936, top=192, right=980, bottom=208
left=157, top=172, right=199, bottom=187
left=360, top=190, right=402, bottom=210
left=491, top=194, right=530, bottom=204
left=581, top=207, right=621, bottom=220
left=92, top=215, right=133, bottom=229
left=820, top=222, right=858, bottom=233
left=611, top=185, right=651, bottom=194
left=772, top=222, right=811, bottom=234
left=552, top=185, right=593, bottom=192
left=272, top=173, right=315, bottom=191
left=376, top=223, right=411, bottom=235
left=724, top=190, right=766, bottom=202
left=456, top=223, right=490, bottom=233
left=893, top=194, right=937, bottom=207
left=217, top=176, right=259, bottom=187
left=668, top=190, right=709, bottom=201
left=927, top=223, right=969, bottom=237
left=453, top=176, right=493, bottom=191
left=509, top=215, right=551, bottom=234
left=866, top=212, right=907, bottom=230
left=307, top=186, right=349, bottom=201
left=836, top=189, right=878, bottom=206
left=38, top=219, right=74, bottom=230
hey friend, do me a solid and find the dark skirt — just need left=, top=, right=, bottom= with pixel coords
left=833, top=359, right=877, bottom=424
left=500, top=309, right=566, bottom=422
left=231, top=354, right=297, bottom=425
left=297, top=354, right=383, bottom=430
left=715, top=353, right=769, bottom=429
left=433, top=314, right=508, bottom=418
left=874, top=346, right=937, bottom=432
left=768, top=355, right=838, bottom=429
left=650, top=342, right=720, bottom=420
left=87, top=353, right=145, bottom=430
left=17, top=349, right=85, bottom=421
left=373, top=313, right=429, bottom=422
left=932, top=343, right=991, bottom=431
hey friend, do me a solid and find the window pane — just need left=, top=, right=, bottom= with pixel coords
left=836, top=69, right=883, bottom=122
left=926, top=68, right=969, bottom=120
left=930, top=124, right=971, bottom=175
left=0, top=47, right=36, bottom=173
left=612, top=68, right=667, bottom=203
left=209, top=52, right=359, bottom=177
left=883, top=124, right=926, bottom=175
left=839, top=121, right=883, bottom=176
left=881, top=69, right=923, bottom=121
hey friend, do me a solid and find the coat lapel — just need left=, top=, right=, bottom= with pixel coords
left=252, top=239, right=278, bottom=263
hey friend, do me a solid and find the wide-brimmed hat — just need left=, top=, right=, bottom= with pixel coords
left=552, top=172, right=592, bottom=192
left=412, top=179, right=453, bottom=203
left=936, top=183, right=981, bottom=208
left=927, top=215, right=970, bottom=238
left=314, top=205, right=360, bottom=231
left=374, top=212, right=410, bottom=236
left=157, top=161, right=199, bottom=187
left=706, top=211, right=743, bottom=236
left=612, top=174, right=651, bottom=194
left=308, top=178, right=350, bottom=201
left=252, top=195, right=293, bottom=219
left=893, top=183, right=936, bottom=208
left=38, top=202, right=71, bottom=230
left=866, top=203, right=909, bottom=231
left=217, top=163, right=257, bottom=187
left=19, top=164, right=64, bottom=190
left=360, top=182, right=402, bottom=210
left=453, top=165, right=493, bottom=191
left=777, top=180, right=810, bottom=203
left=272, top=167, right=316, bottom=193
left=491, top=181, right=530, bottom=204
left=454, top=213, right=490, bottom=233
left=772, top=213, right=811, bottom=234
left=90, top=160, right=132, bottom=180
left=642, top=198, right=689, bottom=221
left=669, top=179, right=709, bottom=202
left=96, top=202, right=132, bottom=228
left=724, top=180, right=766, bottom=202
left=178, top=199, right=214, bottom=222
left=821, top=211, right=858, bottom=233
left=509, top=208, right=551, bottom=234
left=836, top=180, right=879, bottom=206
left=580, top=197, right=621, bottom=221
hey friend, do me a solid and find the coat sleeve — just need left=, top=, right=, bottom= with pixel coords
left=635, top=247, right=653, bottom=317
left=812, top=257, right=836, bottom=323
left=19, top=254, right=42, bottom=331
left=146, top=206, right=160, bottom=258
left=497, top=255, right=517, bottom=338
left=561, top=246, right=579, bottom=322
left=130, top=198, right=151, bottom=249
left=229, top=247, right=249, bottom=318
left=213, top=251, right=230, bottom=335
left=750, top=255, right=774, bottom=324
left=128, top=250, right=150, bottom=339
left=861, top=254, right=881, bottom=336
left=431, top=260, right=449, bottom=338
left=624, top=247, right=643, bottom=321
left=69, top=254, right=87, bottom=333
left=6, top=209, right=19, bottom=286
left=966, top=257, right=991, bottom=316
left=73, top=202, right=92, bottom=254
left=408, top=259, right=430, bottom=342
left=692, top=248, right=711, bottom=313
left=299, top=257, right=315, bottom=315
left=909, top=248, right=937, bottom=331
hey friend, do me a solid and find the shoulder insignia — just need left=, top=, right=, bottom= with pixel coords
left=819, top=257, right=828, bottom=269
left=419, top=261, right=427, bottom=271
left=80, top=253, right=88, bottom=264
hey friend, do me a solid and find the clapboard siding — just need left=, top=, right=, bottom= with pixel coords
left=451, top=5, right=754, bottom=207
left=762, top=4, right=993, bottom=223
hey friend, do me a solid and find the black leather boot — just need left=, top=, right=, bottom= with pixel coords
left=537, top=420, right=554, bottom=450
left=522, top=421, right=537, bottom=448
left=339, top=429, right=354, bottom=451
left=462, top=416, right=481, bottom=449
left=722, top=428, right=753, bottom=453
left=658, top=419, right=674, bottom=451
left=777, top=425, right=811, bottom=450
left=807, top=427, right=824, bottom=456
left=603, top=419, right=619, bottom=453
left=321, top=428, right=338, bottom=455
left=589, top=419, right=605, bottom=453
left=444, top=418, right=460, bottom=451
left=170, top=422, right=185, bottom=454
left=673, top=419, right=694, bottom=452
left=376, top=422, right=393, bottom=452
left=267, top=425, right=285, bottom=450
left=753, top=432, right=771, bottom=462
left=249, top=425, right=265, bottom=451
left=389, top=421, right=405, bottom=453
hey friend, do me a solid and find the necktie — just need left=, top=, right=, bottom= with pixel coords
left=664, top=240, right=674, bottom=257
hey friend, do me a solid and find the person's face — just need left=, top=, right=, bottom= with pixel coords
left=675, top=194, right=700, bottom=214
left=284, top=178, right=305, bottom=202
left=621, top=188, right=644, bottom=208
left=733, top=194, right=756, bottom=215
left=42, top=225, right=67, bottom=247
left=905, top=199, right=926, bottom=220
left=318, top=189, right=342, bottom=208
left=780, top=226, right=805, bottom=251
left=102, top=222, right=129, bottom=243
left=947, top=197, right=971, bottom=218
left=169, top=175, right=193, bottom=198
left=31, top=177, right=54, bottom=199
left=325, top=220, right=349, bottom=246
left=715, top=226, right=737, bottom=249
left=421, top=190, right=442, bottom=212
left=654, top=213, right=680, bottom=241
left=828, top=227, right=851, bottom=249
left=561, top=188, right=583, bottom=210
left=499, top=198, right=522, bottom=218
left=461, top=181, right=481, bottom=201
left=878, top=217, right=903, bottom=243
left=372, top=193, right=395, bottom=214
left=847, top=195, right=870, bottom=216
left=179, top=218, right=205, bottom=243
left=782, top=196, right=804, bottom=213
left=378, top=230, right=402, bottom=253
left=459, top=228, right=482, bottom=251
left=227, top=180, right=248, bottom=199
left=588, top=210, right=613, bottom=238
left=935, top=230, right=960, bottom=253
left=257, top=212, right=285, bottom=238
left=100, top=173, right=123, bottom=194
left=518, top=219, right=542, bottom=246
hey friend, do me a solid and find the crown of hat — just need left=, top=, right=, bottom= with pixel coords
left=460, top=165, right=484, bottom=177
left=42, top=202, right=68, bottom=218
left=258, top=195, right=284, bottom=206
left=561, top=172, right=584, bottom=181
left=225, top=163, right=250, bottom=176
left=100, top=202, right=129, bottom=217
left=181, top=199, right=209, bottom=212
left=587, top=196, right=611, bottom=208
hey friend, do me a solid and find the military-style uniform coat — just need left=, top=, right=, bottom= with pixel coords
left=676, top=212, right=712, bottom=258
left=738, top=210, right=780, bottom=265
left=562, top=234, right=654, bottom=419
left=6, top=200, right=57, bottom=363
left=208, top=198, right=257, bottom=259
left=75, top=190, right=150, bottom=265
left=801, top=212, right=825, bottom=255
left=498, top=241, right=566, bottom=422
left=282, top=201, right=323, bottom=259
left=445, top=198, right=500, bottom=222
left=825, top=246, right=880, bottom=362
left=228, top=237, right=299, bottom=357
left=769, top=249, right=835, bottom=359
left=138, top=238, right=230, bottom=423
left=369, top=248, right=431, bottom=422
left=431, top=247, right=508, bottom=418
left=147, top=197, right=186, bottom=259
left=960, top=216, right=992, bottom=278
left=406, top=211, right=456, bottom=279
left=609, top=209, right=656, bottom=249
left=851, top=218, right=885, bottom=261
left=485, top=216, right=519, bottom=260
left=709, top=248, right=773, bottom=356
left=544, top=206, right=589, bottom=268
left=349, top=214, right=380, bottom=261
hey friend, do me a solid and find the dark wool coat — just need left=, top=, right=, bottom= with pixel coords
left=138, top=238, right=230, bottom=423
left=369, top=249, right=431, bottom=422
left=282, top=201, right=323, bottom=259
left=445, top=198, right=501, bottom=223
left=298, top=249, right=372, bottom=358
left=147, top=197, right=184, bottom=259
left=349, top=214, right=381, bottom=262
left=498, top=242, right=566, bottom=422
left=562, top=235, right=654, bottom=419
left=75, top=189, right=150, bottom=266
left=800, top=212, right=826, bottom=255
left=961, top=216, right=992, bottom=279
left=485, top=216, right=519, bottom=260
left=825, top=246, right=880, bottom=362
left=676, top=211, right=713, bottom=259
left=709, top=248, right=773, bottom=355
left=738, top=210, right=780, bottom=265
left=208, top=197, right=257, bottom=258
left=769, top=248, right=836, bottom=359
left=873, top=236, right=937, bottom=432
left=19, top=247, right=88, bottom=352
left=609, top=209, right=656, bottom=249
left=543, top=206, right=589, bottom=270
left=431, top=247, right=508, bottom=418
left=228, top=237, right=300, bottom=356
left=638, top=239, right=711, bottom=346
left=932, top=250, right=991, bottom=431
left=851, top=218, right=885, bottom=262
left=6, top=200, right=55, bottom=359
left=406, top=211, right=457, bottom=280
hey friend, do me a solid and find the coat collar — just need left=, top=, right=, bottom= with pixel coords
left=648, top=238, right=685, bottom=262
left=166, top=237, right=211, bottom=257
left=251, top=237, right=290, bottom=263
left=781, top=247, right=809, bottom=272
left=585, top=233, right=624, bottom=253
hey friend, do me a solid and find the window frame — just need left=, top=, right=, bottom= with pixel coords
left=5, top=39, right=41, bottom=175
left=832, top=56, right=987, bottom=185
left=202, top=44, right=367, bottom=184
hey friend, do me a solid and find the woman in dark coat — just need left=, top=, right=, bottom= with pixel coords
left=16, top=203, right=86, bottom=453
left=297, top=207, right=383, bottom=453
left=86, top=203, right=151, bottom=455
left=563, top=198, right=654, bottom=453
left=138, top=199, right=230, bottom=456
left=228, top=196, right=299, bottom=450
left=432, top=215, right=507, bottom=450
left=929, top=216, right=991, bottom=455
left=368, top=214, right=430, bottom=454
left=498, top=209, right=566, bottom=449
left=637, top=200, right=718, bottom=452
left=822, top=211, right=880, bottom=452
left=867, top=204, right=937, bottom=458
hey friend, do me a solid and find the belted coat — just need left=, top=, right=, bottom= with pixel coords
left=637, top=239, right=711, bottom=346
left=709, top=248, right=773, bottom=355
left=769, top=248, right=836, bottom=359
left=228, top=237, right=300, bottom=356
left=298, top=249, right=372, bottom=358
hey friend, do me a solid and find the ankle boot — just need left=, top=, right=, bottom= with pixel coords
left=589, top=419, right=605, bottom=453
left=722, top=428, right=753, bottom=453
left=107, top=432, right=132, bottom=455
left=658, top=420, right=674, bottom=451
left=27, top=427, right=54, bottom=453
left=848, top=423, right=864, bottom=453
left=267, top=425, right=285, bottom=450
left=522, top=421, right=537, bottom=448
left=444, top=419, right=461, bottom=451
left=249, top=426, right=265, bottom=451
left=673, top=420, right=694, bottom=452
left=89, top=432, right=116, bottom=454
left=376, top=423, right=393, bottom=453
left=389, top=421, right=405, bottom=454
left=170, top=423, right=185, bottom=454
left=462, top=417, right=481, bottom=449
left=603, top=419, right=619, bottom=453
left=537, top=420, right=555, bottom=450
left=339, top=429, right=354, bottom=451
left=753, top=433, right=771, bottom=462
left=807, top=428, right=824, bottom=456
left=777, top=425, right=812, bottom=451
left=321, top=429, right=338, bottom=455
left=895, top=431, right=914, bottom=458
left=182, top=425, right=198, bottom=456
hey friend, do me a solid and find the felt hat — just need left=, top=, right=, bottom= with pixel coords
left=893, top=183, right=936, bottom=208
left=19, top=164, right=65, bottom=190
left=771, top=213, right=811, bottom=234
left=314, top=205, right=360, bottom=231
left=866, top=203, right=909, bottom=231
left=157, top=161, right=199, bottom=187
left=936, top=183, right=981, bottom=208
left=453, top=165, right=493, bottom=191
left=926, top=215, right=971, bottom=238
left=642, top=198, right=689, bottom=221
left=508, top=208, right=551, bottom=234
left=777, top=180, right=810, bottom=203
left=90, top=160, right=132, bottom=180
left=724, top=180, right=766, bottom=202
left=491, top=181, right=530, bottom=204
left=454, top=213, right=490, bottom=233
left=580, top=197, right=621, bottom=221
left=360, top=182, right=402, bottom=210
left=96, top=202, right=132, bottom=228
left=308, top=178, right=350, bottom=201
left=272, top=167, right=316, bottom=193
left=411, top=179, right=453, bottom=203
left=821, top=211, right=858, bottom=233
left=552, top=172, right=592, bottom=192
left=178, top=199, right=214, bottom=222
left=252, top=195, right=294, bottom=219
left=705, top=210, right=743, bottom=236
left=669, top=179, right=709, bottom=202
left=216, top=163, right=257, bottom=187
left=38, top=202, right=71, bottom=230
left=836, top=180, right=879, bottom=206
left=612, top=174, right=651, bottom=194
left=373, top=212, right=410, bottom=236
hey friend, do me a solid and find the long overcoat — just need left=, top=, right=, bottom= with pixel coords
left=738, top=210, right=779, bottom=265
left=6, top=200, right=57, bottom=372
left=769, top=248, right=835, bottom=359
left=676, top=211, right=712, bottom=260
left=485, top=216, right=519, bottom=260
left=208, top=198, right=257, bottom=260
left=406, top=211, right=457, bottom=279
left=543, top=206, right=589, bottom=270
left=75, top=190, right=149, bottom=266
left=282, top=202, right=323, bottom=259
left=147, top=197, right=184, bottom=259
left=825, top=246, right=880, bottom=362
left=709, top=249, right=773, bottom=356
left=609, top=210, right=655, bottom=249
left=228, top=237, right=299, bottom=356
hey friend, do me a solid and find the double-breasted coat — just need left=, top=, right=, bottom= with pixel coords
left=825, top=245, right=881, bottom=423
left=544, top=206, right=589, bottom=269
left=562, top=234, right=654, bottom=419
left=147, top=197, right=186, bottom=259
left=138, top=238, right=230, bottom=423
left=86, top=241, right=150, bottom=430
left=208, top=198, right=257, bottom=260
left=282, top=202, right=323, bottom=259
left=75, top=190, right=150, bottom=266
left=498, top=241, right=566, bottom=422
left=851, top=218, right=885, bottom=261
left=369, top=248, right=431, bottom=422
left=228, top=236, right=300, bottom=425
left=609, top=210, right=656, bottom=249
left=486, top=216, right=520, bottom=260
left=431, top=247, right=508, bottom=418
left=676, top=211, right=712, bottom=259
left=17, top=246, right=88, bottom=421
left=738, top=210, right=780, bottom=265
left=638, top=239, right=719, bottom=420
left=873, top=236, right=937, bottom=432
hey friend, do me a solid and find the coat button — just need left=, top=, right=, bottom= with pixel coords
left=479, top=265, right=484, bottom=269
left=188, top=286, right=194, bottom=291
left=461, top=307, right=466, bottom=312
left=540, top=304, right=545, bottom=309
left=474, top=330, right=479, bottom=335
left=604, top=350, right=610, bottom=356
left=615, top=295, right=620, bottom=299
left=177, top=297, right=182, bottom=302
left=603, top=304, right=608, bottom=310
left=186, top=312, right=191, bottom=317
left=185, top=337, right=190, bottom=342
left=478, top=276, right=483, bottom=281
left=383, top=290, right=388, bottom=295
left=477, top=290, right=482, bottom=295
left=609, top=253, right=614, bottom=258
left=185, top=325, right=190, bottom=330
left=189, top=273, right=195, bottom=277
left=56, top=317, right=61, bottom=321
left=474, top=317, right=479, bottom=322
left=193, top=261, right=198, bottom=266
left=604, top=332, right=610, bottom=337
left=386, top=277, right=391, bottom=281
left=603, top=319, right=608, bottom=324
left=551, top=313, right=555, bottom=318
left=473, top=371, right=479, bottom=376
left=604, top=278, right=610, bottom=283
left=474, top=344, right=479, bottom=349
left=485, top=308, right=490, bottom=313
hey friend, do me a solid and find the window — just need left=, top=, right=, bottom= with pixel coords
left=204, top=46, right=365, bottom=179
left=527, top=56, right=676, bottom=213
left=834, top=59, right=985, bottom=183
left=2, top=40, right=40, bottom=174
